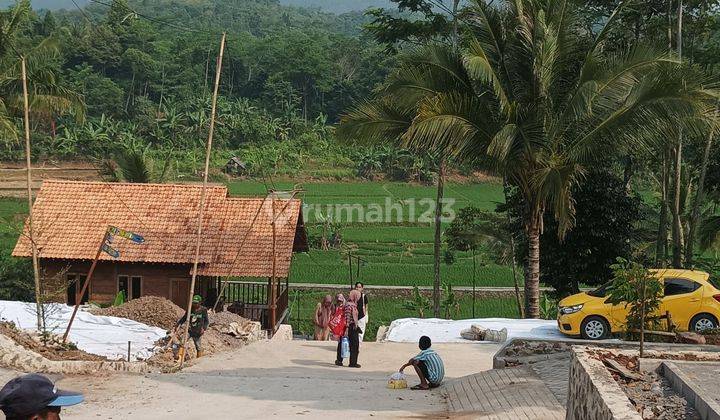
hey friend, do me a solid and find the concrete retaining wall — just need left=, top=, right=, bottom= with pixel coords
left=494, top=338, right=720, bottom=369
left=565, top=348, right=641, bottom=420
left=0, top=334, right=152, bottom=374
left=662, top=362, right=720, bottom=420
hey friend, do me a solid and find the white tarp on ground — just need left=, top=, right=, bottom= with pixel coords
left=384, top=317, right=565, bottom=343
left=0, top=300, right=166, bottom=361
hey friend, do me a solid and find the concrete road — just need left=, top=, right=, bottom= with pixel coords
left=0, top=340, right=501, bottom=419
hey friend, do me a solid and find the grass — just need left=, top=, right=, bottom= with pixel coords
left=290, top=250, right=516, bottom=287
left=285, top=290, right=521, bottom=341
left=0, top=198, right=26, bottom=254
left=227, top=180, right=514, bottom=287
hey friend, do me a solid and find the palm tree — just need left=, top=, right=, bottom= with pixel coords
left=340, top=0, right=716, bottom=318
left=699, top=215, right=720, bottom=254
left=0, top=1, right=84, bottom=145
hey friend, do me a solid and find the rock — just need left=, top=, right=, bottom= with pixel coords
left=484, top=328, right=508, bottom=342
left=271, top=324, right=293, bottom=341
left=471, top=324, right=488, bottom=335
left=460, top=328, right=482, bottom=341
left=676, top=332, right=706, bottom=345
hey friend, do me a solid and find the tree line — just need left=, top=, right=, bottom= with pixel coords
left=340, top=0, right=720, bottom=317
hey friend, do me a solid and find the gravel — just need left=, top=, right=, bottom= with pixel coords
left=619, top=372, right=700, bottom=420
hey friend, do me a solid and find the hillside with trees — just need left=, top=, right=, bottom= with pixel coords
left=3, top=0, right=720, bottom=321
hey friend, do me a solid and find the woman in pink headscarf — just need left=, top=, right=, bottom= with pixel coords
left=335, top=289, right=361, bottom=368
left=313, top=295, right=334, bottom=340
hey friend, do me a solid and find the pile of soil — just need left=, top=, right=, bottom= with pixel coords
left=91, top=296, right=185, bottom=330
left=0, top=321, right=105, bottom=362
left=146, top=308, right=261, bottom=370
left=701, top=328, right=720, bottom=345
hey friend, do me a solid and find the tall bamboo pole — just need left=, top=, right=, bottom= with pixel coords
left=671, top=0, right=684, bottom=268
left=270, top=192, right=277, bottom=331
left=180, top=33, right=226, bottom=364
left=21, top=57, right=43, bottom=332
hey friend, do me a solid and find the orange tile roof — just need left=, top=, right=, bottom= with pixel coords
left=12, top=180, right=305, bottom=278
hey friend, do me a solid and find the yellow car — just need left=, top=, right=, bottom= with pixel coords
left=557, top=269, right=720, bottom=340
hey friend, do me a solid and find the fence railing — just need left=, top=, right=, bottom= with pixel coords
left=222, top=280, right=289, bottom=332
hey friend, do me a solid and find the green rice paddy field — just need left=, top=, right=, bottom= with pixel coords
left=0, top=180, right=517, bottom=287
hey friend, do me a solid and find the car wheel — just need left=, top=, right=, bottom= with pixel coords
left=690, top=314, right=718, bottom=332
left=580, top=316, right=610, bottom=340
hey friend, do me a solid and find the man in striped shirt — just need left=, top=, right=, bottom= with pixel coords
left=399, top=335, right=445, bottom=390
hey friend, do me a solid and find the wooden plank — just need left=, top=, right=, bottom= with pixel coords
left=603, top=358, right=642, bottom=381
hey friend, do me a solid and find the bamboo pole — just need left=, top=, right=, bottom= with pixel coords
left=63, top=229, right=109, bottom=342
left=21, top=56, right=44, bottom=333
left=180, top=33, right=226, bottom=365
left=270, top=192, right=277, bottom=331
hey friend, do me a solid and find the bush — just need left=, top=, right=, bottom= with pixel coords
left=0, top=253, right=34, bottom=301
left=606, top=258, right=663, bottom=350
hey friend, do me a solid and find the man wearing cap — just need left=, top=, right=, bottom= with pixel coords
left=177, top=294, right=210, bottom=358
left=0, top=373, right=84, bottom=419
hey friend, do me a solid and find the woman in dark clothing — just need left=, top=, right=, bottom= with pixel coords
left=335, top=289, right=361, bottom=368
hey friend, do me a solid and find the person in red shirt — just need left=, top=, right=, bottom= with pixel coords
left=335, top=289, right=361, bottom=368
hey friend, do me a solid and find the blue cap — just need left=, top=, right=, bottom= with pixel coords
left=0, top=374, right=84, bottom=417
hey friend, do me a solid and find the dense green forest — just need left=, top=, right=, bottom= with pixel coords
left=0, top=0, right=400, bottom=180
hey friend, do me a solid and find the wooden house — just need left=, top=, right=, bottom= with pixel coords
left=12, top=180, right=307, bottom=332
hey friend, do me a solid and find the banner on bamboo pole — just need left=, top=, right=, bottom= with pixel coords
left=108, top=226, right=145, bottom=244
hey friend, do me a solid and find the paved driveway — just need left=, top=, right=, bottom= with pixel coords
left=1, top=340, right=501, bottom=419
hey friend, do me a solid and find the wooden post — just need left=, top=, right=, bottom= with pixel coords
left=127, top=341, right=131, bottom=362
left=63, top=229, right=109, bottom=342
left=270, top=192, right=277, bottom=331
left=180, top=33, right=226, bottom=365
left=639, top=276, right=646, bottom=358
left=20, top=56, right=43, bottom=333
left=472, top=247, right=476, bottom=318
left=347, top=252, right=353, bottom=288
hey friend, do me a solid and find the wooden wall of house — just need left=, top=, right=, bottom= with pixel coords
left=39, top=259, right=194, bottom=307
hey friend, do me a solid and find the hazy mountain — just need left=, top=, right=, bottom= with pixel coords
left=1, top=0, right=391, bottom=13
left=0, top=0, right=89, bottom=9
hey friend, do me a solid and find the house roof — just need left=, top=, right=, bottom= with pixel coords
left=12, top=180, right=307, bottom=278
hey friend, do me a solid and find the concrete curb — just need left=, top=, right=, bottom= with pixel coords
left=0, top=334, right=153, bottom=374
left=662, top=362, right=720, bottom=420
left=493, top=338, right=720, bottom=369
left=566, top=348, right=642, bottom=420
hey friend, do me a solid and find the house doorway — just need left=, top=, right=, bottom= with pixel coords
left=170, top=278, right=190, bottom=309
left=66, top=274, right=89, bottom=305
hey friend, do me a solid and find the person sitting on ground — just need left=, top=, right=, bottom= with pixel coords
left=313, top=294, right=334, bottom=340
left=177, top=294, right=210, bottom=358
left=0, top=373, right=84, bottom=420
left=335, top=290, right=361, bottom=368
left=399, top=335, right=445, bottom=390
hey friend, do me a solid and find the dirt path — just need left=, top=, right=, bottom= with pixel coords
left=0, top=340, right=500, bottom=419
left=0, top=163, right=99, bottom=197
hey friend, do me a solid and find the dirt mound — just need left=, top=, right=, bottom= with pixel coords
left=147, top=309, right=263, bottom=370
left=92, top=296, right=185, bottom=330
left=210, top=310, right=248, bottom=326
left=0, top=321, right=105, bottom=362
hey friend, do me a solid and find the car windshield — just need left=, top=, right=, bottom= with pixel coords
left=587, top=281, right=613, bottom=298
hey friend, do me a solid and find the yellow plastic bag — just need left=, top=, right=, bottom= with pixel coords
left=387, top=372, right=408, bottom=389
